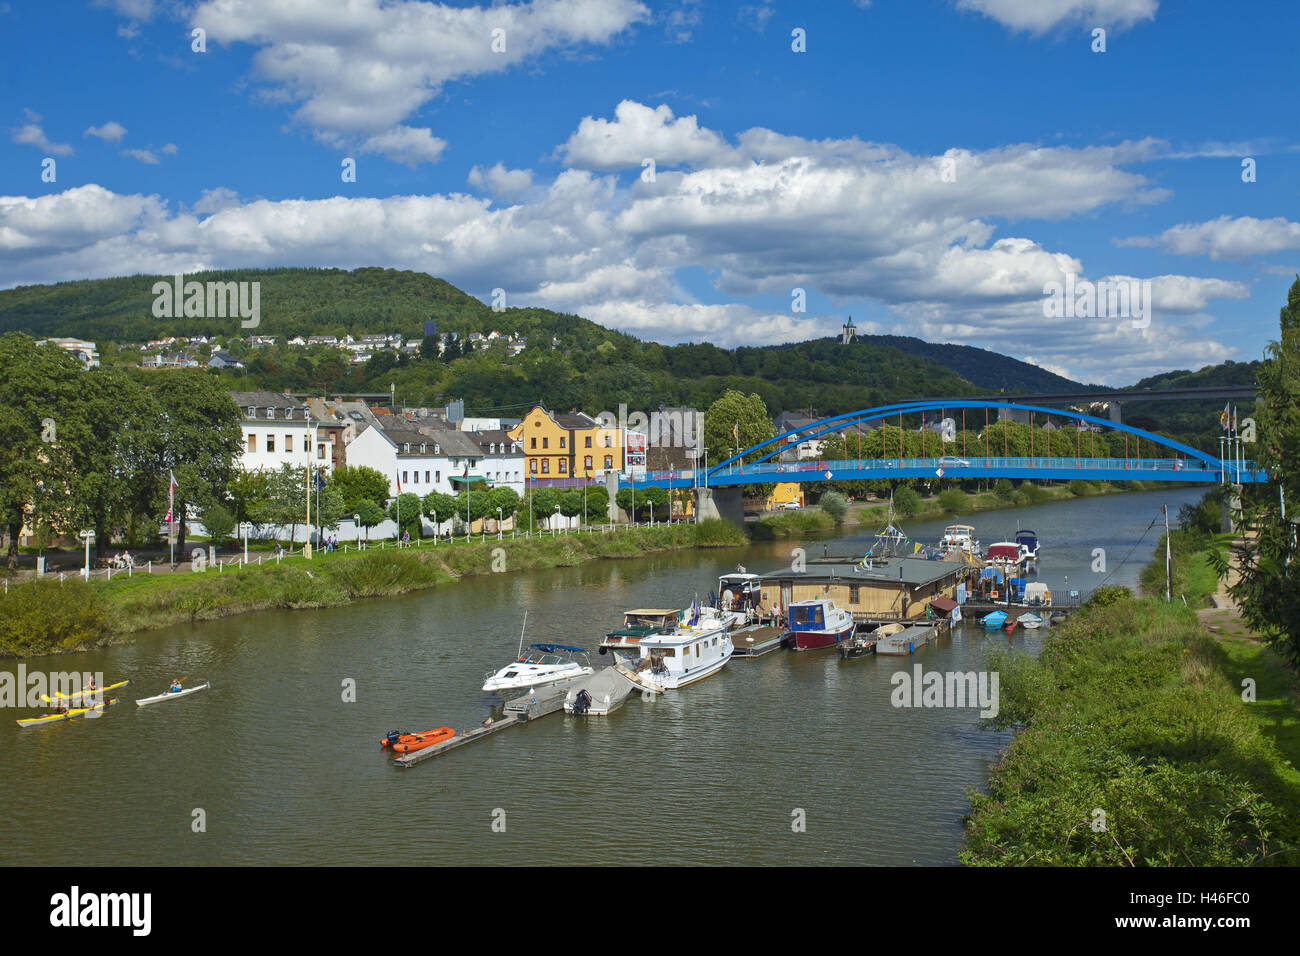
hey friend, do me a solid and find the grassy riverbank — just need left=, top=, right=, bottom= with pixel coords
left=0, top=521, right=746, bottom=657
left=751, top=480, right=1161, bottom=539
left=961, top=592, right=1300, bottom=865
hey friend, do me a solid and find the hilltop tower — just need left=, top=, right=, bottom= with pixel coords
left=841, top=315, right=857, bottom=345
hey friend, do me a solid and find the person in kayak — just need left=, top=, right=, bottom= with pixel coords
left=170, top=679, right=182, bottom=694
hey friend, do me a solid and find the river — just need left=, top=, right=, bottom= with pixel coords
left=0, top=487, right=1203, bottom=866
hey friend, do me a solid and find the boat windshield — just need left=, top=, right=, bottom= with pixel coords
left=519, top=652, right=568, bottom=665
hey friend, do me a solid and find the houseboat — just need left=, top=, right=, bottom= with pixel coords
left=784, top=598, right=856, bottom=651
left=938, top=524, right=981, bottom=558
left=760, top=554, right=964, bottom=625
left=598, top=608, right=733, bottom=690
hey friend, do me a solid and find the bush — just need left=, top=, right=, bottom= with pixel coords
left=0, top=578, right=112, bottom=656
left=1083, top=584, right=1133, bottom=608
left=202, top=503, right=236, bottom=547
left=893, top=485, right=921, bottom=517
left=937, top=488, right=967, bottom=514
left=1068, top=479, right=1090, bottom=497
left=993, top=479, right=1014, bottom=501
left=818, top=490, right=849, bottom=524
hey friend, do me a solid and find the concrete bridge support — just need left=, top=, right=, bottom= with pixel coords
left=694, top=486, right=745, bottom=527
left=1108, top=401, right=1122, bottom=424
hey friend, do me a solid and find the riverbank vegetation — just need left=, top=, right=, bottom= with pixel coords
left=962, top=593, right=1300, bottom=865
left=0, top=521, right=746, bottom=657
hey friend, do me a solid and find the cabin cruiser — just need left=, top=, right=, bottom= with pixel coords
left=482, top=643, right=594, bottom=696
left=984, top=541, right=1027, bottom=571
left=1014, top=529, right=1040, bottom=564
left=709, top=569, right=763, bottom=628
left=939, top=524, right=981, bottom=557
left=599, top=608, right=733, bottom=690
left=784, top=598, right=856, bottom=651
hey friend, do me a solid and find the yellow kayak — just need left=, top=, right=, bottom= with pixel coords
left=40, top=679, right=131, bottom=704
left=16, top=698, right=118, bottom=728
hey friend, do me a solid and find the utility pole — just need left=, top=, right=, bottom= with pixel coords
left=1163, top=504, right=1171, bottom=602
left=304, top=411, right=313, bottom=559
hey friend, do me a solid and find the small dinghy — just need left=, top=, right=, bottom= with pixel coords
left=981, top=610, right=1008, bottom=629
left=381, top=727, right=455, bottom=754
left=1019, top=613, right=1044, bottom=629
left=136, top=682, right=209, bottom=707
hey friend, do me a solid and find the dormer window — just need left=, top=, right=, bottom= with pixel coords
left=420, top=443, right=426, bottom=454
left=403, top=443, right=410, bottom=453
left=248, top=406, right=255, bottom=418
left=434, top=443, right=440, bottom=454
left=286, top=408, right=294, bottom=419
left=267, top=407, right=275, bottom=420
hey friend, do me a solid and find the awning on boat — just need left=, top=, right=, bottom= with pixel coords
left=930, top=596, right=959, bottom=613
left=528, top=643, right=587, bottom=655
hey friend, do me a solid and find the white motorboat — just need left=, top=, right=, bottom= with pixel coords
left=1019, top=612, right=1044, bottom=629
left=482, top=644, right=594, bottom=696
left=939, top=524, right=981, bottom=557
left=598, top=607, right=733, bottom=690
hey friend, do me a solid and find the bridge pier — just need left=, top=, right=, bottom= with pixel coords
left=694, top=486, right=745, bottom=527
left=1108, top=401, right=1122, bottom=424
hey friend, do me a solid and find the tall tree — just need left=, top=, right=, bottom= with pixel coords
left=149, top=372, right=243, bottom=557
left=1226, top=276, right=1300, bottom=664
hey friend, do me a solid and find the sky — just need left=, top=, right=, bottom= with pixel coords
left=1, top=0, right=1296, bottom=385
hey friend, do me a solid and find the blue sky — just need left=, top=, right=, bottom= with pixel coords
left=2, top=0, right=1296, bottom=384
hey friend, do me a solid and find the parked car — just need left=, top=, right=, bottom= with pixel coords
left=780, top=500, right=802, bottom=510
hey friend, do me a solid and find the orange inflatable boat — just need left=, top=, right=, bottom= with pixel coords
left=381, top=727, right=455, bottom=753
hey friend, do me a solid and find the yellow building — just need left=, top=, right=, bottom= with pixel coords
left=509, top=406, right=622, bottom=483
left=766, top=482, right=804, bottom=509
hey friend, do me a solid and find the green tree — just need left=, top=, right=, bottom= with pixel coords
left=704, top=390, right=775, bottom=470
left=331, top=465, right=391, bottom=513
left=262, top=463, right=308, bottom=548
left=421, top=491, right=457, bottom=532
left=386, top=492, right=423, bottom=538
left=893, top=485, right=921, bottom=517
left=528, top=488, right=558, bottom=530
left=420, top=334, right=442, bottom=362
left=489, top=486, right=520, bottom=528
left=202, top=503, right=236, bottom=548
left=1226, top=276, right=1300, bottom=664
left=818, top=490, right=849, bottom=524
left=150, top=371, right=242, bottom=556
left=355, top=499, right=385, bottom=544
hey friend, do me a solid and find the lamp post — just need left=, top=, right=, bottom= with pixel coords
left=497, top=507, right=503, bottom=540
left=80, top=529, right=94, bottom=580
left=243, top=522, right=249, bottom=565
left=304, top=411, right=313, bottom=559
left=353, top=514, right=359, bottom=550
left=431, top=509, right=437, bottom=546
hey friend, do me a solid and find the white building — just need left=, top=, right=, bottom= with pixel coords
left=345, top=420, right=485, bottom=498
left=469, top=430, right=525, bottom=495
left=231, top=390, right=334, bottom=475
left=37, top=337, right=100, bottom=368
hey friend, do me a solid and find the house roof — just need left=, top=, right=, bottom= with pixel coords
left=230, top=391, right=310, bottom=420
left=470, top=429, right=522, bottom=454
left=761, top=555, right=963, bottom=588
left=378, top=420, right=483, bottom=458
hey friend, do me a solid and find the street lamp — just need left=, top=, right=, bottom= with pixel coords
left=497, top=507, right=503, bottom=540
left=243, top=521, right=249, bottom=564
left=353, top=514, right=359, bottom=550
left=80, top=529, right=94, bottom=580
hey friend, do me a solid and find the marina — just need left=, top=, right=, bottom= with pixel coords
left=0, top=487, right=1203, bottom=865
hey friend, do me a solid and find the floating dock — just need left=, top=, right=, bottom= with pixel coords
left=875, top=622, right=945, bottom=656
left=730, top=624, right=786, bottom=657
left=394, top=677, right=584, bottom=768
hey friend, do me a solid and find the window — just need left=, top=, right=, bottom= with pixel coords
left=604, top=435, right=612, bottom=447
left=560, top=437, right=566, bottom=448
left=584, top=456, right=592, bottom=470
left=402, top=471, right=408, bottom=484
left=541, top=459, right=550, bottom=474
left=531, top=437, right=537, bottom=449
left=420, top=443, right=426, bottom=454
left=542, top=437, right=548, bottom=449
left=413, top=471, right=419, bottom=484
left=585, top=436, right=592, bottom=448
left=247, top=406, right=255, bottom=418
left=604, top=455, right=613, bottom=469
left=529, top=459, right=537, bottom=473
left=266, top=435, right=276, bottom=453
left=849, top=585, right=861, bottom=603
left=317, top=445, right=325, bottom=460
left=559, top=460, right=567, bottom=474
left=403, top=443, right=410, bottom=453
left=287, top=408, right=294, bottom=419
left=425, top=471, right=430, bottom=483
left=285, top=434, right=292, bottom=450
left=247, top=434, right=257, bottom=453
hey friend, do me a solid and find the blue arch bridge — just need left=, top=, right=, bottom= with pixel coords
left=624, top=400, right=1266, bottom=521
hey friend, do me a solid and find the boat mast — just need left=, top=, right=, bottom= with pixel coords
left=516, top=610, right=529, bottom=657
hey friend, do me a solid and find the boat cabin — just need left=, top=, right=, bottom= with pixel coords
left=760, top=555, right=963, bottom=622
left=716, top=573, right=762, bottom=612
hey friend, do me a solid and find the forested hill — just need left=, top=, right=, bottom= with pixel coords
left=0, top=266, right=1154, bottom=421
left=863, top=334, right=1098, bottom=393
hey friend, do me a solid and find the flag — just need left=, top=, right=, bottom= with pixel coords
left=314, top=470, right=326, bottom=491
left=395, top=469, right=401, bottom=494
left=165, top=470, right=177, bottom=522
left=732, top=422, right=739, bottom=441
left=1232, top=406, right=1238, bottom=433
left=1220, top=404, right=1230, bottom=430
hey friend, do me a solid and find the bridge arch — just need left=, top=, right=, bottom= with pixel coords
left=709, top=399, right=1222, bottom=477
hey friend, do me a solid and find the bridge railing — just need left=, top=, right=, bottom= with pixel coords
left=697, top=456, right=1224, bottom=479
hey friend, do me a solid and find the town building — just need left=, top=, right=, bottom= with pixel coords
left=344, top=418, right=485, bottom=498
left=468, top=429, right=525, bottom=495
left=208, top=350, right=244, bottom=369
left=36, top=337, right=99, bottom=368
left=231, top=390, right=334, bottom=475
left=508, top=406, right=632, bottom=486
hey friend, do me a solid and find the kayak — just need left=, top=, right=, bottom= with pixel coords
left=136, top=683, right=210, bottom=707
left=17, top=698, right=118, bottom=728
left=41, top=679, right=131, bottom=704
left=381, top=727, right=455, bottom=753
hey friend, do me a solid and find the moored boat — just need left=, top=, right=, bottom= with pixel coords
left=784, top=598, right=856, bottom=651
left=1014, top=529, right=1040, bottom=563
left=599, top=608, right=733, bottom=689
left=1019, top=612, right=1044, bottom=629
left=482, top=643, right=594, bottom=696
left=136, top=682, right=210, bottom=707
left=938, top=524, right=981, bottom=558
left=382, top=727, right=455, bottom=753
left=981, top=610, right=1007, bottom=629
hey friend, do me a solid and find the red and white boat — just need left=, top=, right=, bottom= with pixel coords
left=784, top=598, right=856, bottom=651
